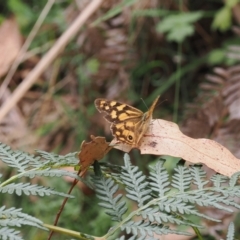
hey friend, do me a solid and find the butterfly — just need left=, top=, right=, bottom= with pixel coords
left=94, top=96, right=160, bottom=147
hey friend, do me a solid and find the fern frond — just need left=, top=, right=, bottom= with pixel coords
left=171, top=163, right=192, bottom=192
left=176, top=192, right=230, bottom=217
left=0, top=143, right=83, bottom=189
left=210, top=190, right=240, bottom=209
left=0, top=206, right=42, bottom=223
left=21, top=169, right=81, bottom=180
left=140, top=208, right=201, bottom=228
left=0, top=143, right=79, bottom=173
left=0, top=206, right=47, bottom=239
left=36, top=150, right=78, bottom=166
left=189, top=165, right=209, bottom=189
left=121, top=154, right=151, bottom=207
left=148, top=160, right=170, bottom=197
left=123, top=220, right=187, bottom=238
left=0, top=183, right=73, bottom=198
left=95, top=155, right=240, bottom=238
left=0, top=227, right=22, bottom=240
left=0, top=143, right=34, bottom=172
left=0, top=206, right=46, bottom=232
left=211, top=174, right=229, bottom=188
left=157, top=196, right=213, bottom=222
left=93, top=175, right=127, bottom=222
left=229, top=172, right=240, bottom=187
left=219, top=188, right=240, bottom=199
left=226, top=222, right=234, bottom=240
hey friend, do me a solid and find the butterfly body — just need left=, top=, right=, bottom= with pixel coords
left=95, top=96, right=160, bottom=147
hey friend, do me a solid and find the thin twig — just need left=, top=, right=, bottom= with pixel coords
left=47, top=168, right=81, bottom=240
left=0, top=0, right=56, bottom=99
left=0, top=0, right=104, bottom=122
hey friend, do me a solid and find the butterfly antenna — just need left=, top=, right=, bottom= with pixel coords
left=140, top=97, right=149, bottom=110
left=157, top=99, right=167, bottom=107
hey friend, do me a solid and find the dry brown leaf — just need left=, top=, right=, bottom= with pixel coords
left=78, top=135, right=113, bottom=174
left=0, top=89, right=37, bottom=150
left=182, top=64, right=240, bottom=158
left=0, top=18, right=22, bottom=77
left=112, top=119, right=240, bottom=177
left=214, top=119, right=240, bottom=158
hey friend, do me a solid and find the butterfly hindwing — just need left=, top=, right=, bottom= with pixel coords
left=111, top=122, right=136, bottom=145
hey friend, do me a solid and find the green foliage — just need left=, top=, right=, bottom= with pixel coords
left=76, top=57, right=100, bottom=86
left=212, top=7, right=232, bottom=32
left=92, top=154, right=240, bottom=239
left=156, top=12, right=203, bottom=43
left=93, top=176, right=127, bottom=222
left=0, top=206, right=45, bottom=229
left=0, top=142, right=239, bottom=239
left=212, top=0, right=239, bottom=31
left=92, top=0, right=139, bottom=26
left=207, top=48, right=226, bottom=65
left=86, top=58, right=100, bottom=75
left=132, top=9, right=169, bottom=18
left=0, top=142, right=80, bottom=239
left=7, top=0, right=34, bottom=28
left=0, top=227, right=22, bottom=240
left=226, top=222, right=235, bottom=240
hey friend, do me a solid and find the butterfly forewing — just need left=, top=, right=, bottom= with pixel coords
left=94, top=98, right=143, bottom=124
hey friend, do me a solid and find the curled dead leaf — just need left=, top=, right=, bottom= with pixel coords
left=79, top=135, right=112, bottom=175
left=112, top=119, right=240, bottom=177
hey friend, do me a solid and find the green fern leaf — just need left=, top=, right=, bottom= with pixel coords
left=171, top=163, right=192, bottom=192
left=93, top=175, right=127, bottom=222
left=0, top=143, right=31, bottom=172
left=141, top=208, right=201, bottom=228
left=229, top=172, right=240, bottom=187
left=36, top=150, right=78, bottom=166
left=0, top=206, right=41, bottom=222
left=123, top=220, right=185, bottom=237
left=189, top=165, right=209, bottom=189
left=226, top=222, right=234, bottom=240
left=121, top=154, right=151, bottom=207
left=0, top=183, right=73, bottom=197
left=189, top=192, right=232, bottom=211
left=0, top=206, right=46, bottom=231
left=21, top=169, right=81, bottom=180
left=0, top=227, right=22, bottom=240
left=211, top=174, right=229, bottom=188
left=149, top=160, right=170, bottom=197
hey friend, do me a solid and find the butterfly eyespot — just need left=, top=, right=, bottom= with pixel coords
left=128, top=135, right=133, bottom=141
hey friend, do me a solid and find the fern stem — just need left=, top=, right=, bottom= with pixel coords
left=44, top=223, right=104, bottom=240
left=0, top=168, right=39, bottom=187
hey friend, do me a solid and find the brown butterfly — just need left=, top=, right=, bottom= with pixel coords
left=94, top=96, right=160, bottom=147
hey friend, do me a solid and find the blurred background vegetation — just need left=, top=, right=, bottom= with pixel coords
left=0, top=0, right=240, bottom=239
